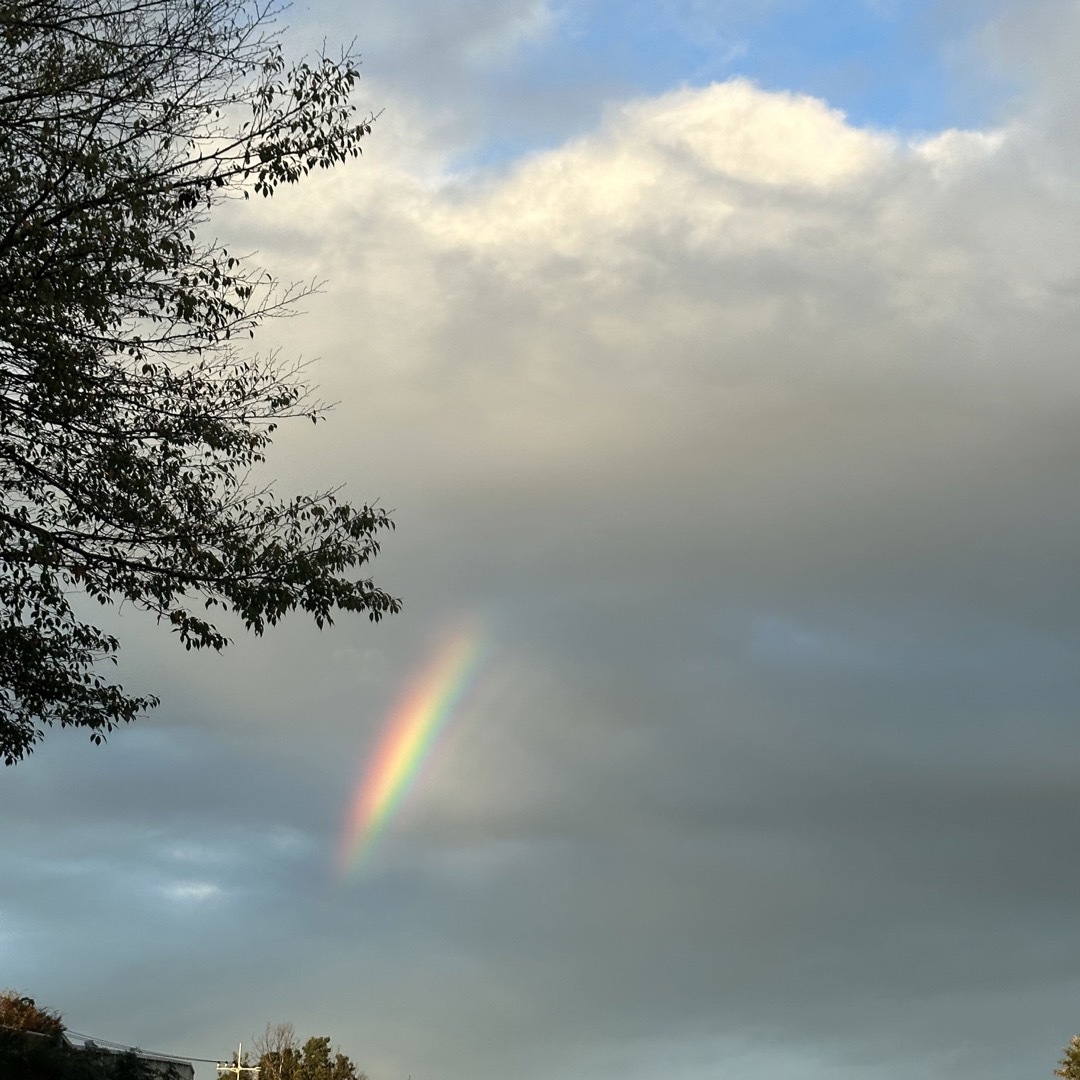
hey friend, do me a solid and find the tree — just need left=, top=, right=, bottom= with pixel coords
left=1057, top=1035, right=1080, bottom=1079
left=0, top=990, right=178, bottom=1080
left=253, top=1024, right=367, bottom=1080
left=0, top=0, right=401, bottom=763
left=253, top=1022, right=298, bottom=1080
left=0, top=989, right=65, bottom=1037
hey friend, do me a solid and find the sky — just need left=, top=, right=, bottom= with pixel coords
left=3, top=1, right=1080, bottom=1078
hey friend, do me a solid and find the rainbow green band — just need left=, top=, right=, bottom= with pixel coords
left=337, top=626, right=484, bottom=875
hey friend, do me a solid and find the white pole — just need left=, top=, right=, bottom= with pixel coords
left=217, top=1043, right=260, bottom=1080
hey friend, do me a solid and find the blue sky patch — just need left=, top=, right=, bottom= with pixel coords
left=458, top=0, right=1017, bottom=170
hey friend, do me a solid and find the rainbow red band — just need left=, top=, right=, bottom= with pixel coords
left=337, top=625, right=485, bottom=875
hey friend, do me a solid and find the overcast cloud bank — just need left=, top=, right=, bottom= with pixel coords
left=3, top=4, right=1080, bottom=1079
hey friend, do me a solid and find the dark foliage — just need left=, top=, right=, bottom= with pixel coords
left=255, top=1024, right=366, bottom=1080
left=0, top=0, right=400, bottom=762
left=0, top=991, right=180, bottom=1079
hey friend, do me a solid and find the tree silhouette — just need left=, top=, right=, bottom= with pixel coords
left=0, top=0, right=400, bottom=762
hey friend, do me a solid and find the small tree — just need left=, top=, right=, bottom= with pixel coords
left=1057, top=1035, right=1080, bottom=1079
left=253, top=1025, right=366, bottom=1080
left=253, top=1022, right=299, bottom=1080
left=0, top=0, right=401, bottom=762
left=0, top=990, right=65, bottom=1037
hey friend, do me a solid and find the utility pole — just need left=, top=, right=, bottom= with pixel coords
left=217, top=1044, right=259, bottom=1080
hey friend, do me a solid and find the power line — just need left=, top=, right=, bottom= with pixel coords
left=4, top=1023, right=214, bottom=1061
left=3, top=1019, right=241, bottom=1066
left=62, top=1027, right=224, bottom=1064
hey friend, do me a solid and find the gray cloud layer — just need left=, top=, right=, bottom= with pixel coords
left=4, top=5, right=1080, bottom=1080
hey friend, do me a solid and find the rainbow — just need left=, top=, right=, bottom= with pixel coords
left=337, top=624, right=485, bottom=875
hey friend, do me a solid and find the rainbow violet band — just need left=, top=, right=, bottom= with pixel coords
left=337, top=625, right=485, bottom=875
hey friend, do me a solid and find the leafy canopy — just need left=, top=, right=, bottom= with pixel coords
left=1058, top=1035, right=1080, bottom=1080
left=0, top=0, right=401, bottom=762
left=254, top=1024, right=367, bottom=1080
left=0, top=990, right=180, bottom=1079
